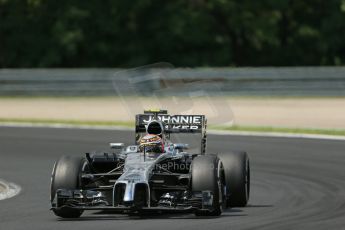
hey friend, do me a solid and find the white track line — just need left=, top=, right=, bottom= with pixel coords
left=1, top=122, right=345, bottom=141
left=0, top=179, right=21, bottom=201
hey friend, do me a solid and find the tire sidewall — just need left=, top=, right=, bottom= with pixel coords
left=191, top=155, right=223, bottom=216
left=50, top=155, right=85, bottom=218
left=218, top=151, right=250, bottom=207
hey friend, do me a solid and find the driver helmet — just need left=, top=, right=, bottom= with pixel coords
left=139, top=134, right=164, bottom=153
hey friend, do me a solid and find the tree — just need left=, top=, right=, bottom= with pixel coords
left=0, top=0, right=344, bottom=67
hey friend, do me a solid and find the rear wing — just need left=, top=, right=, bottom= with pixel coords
left=135, top=114, right=206, bottom=133
left=135, top=110, right=207, bottom=154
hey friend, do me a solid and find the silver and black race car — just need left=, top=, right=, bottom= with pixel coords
left=50, top=109, right=250, bottom=218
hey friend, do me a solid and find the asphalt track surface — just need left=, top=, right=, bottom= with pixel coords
left=0, top=127, right=345, bottom=230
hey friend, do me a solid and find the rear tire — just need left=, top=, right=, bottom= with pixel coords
left=191, top=155, right=224, bottom=216
left=218, top=151, right=250, bottom=207
left=50, top=155, right=85, bottom=218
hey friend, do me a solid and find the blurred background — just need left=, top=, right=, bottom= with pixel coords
left=1, top=0, right=345, bottom=134
left=1, top=0, right=345, bottom=67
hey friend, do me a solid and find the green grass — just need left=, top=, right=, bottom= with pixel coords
left=210, top=125, right=345, bottom=136
left=0, top=118, right=134, bottom=127
left=1, top=118, right=345, bottom=136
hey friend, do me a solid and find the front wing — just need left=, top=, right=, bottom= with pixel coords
left=51, top=189, right=215, bottom=214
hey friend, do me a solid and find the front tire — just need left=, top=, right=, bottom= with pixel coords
left=50, top=155, right=85, bottom=218
left=218, top=151, right=250, bottom=207
left=191, top=155, right=224, bottom=216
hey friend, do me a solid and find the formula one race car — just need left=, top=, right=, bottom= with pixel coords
left=50, top=109, right=250, bottom=218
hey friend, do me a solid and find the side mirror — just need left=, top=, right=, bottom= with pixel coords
left=173, top=143, right=189, bottom=150
left=125, top=145, right=138, bottom=153
left=109, top=143, right=125, bottom=149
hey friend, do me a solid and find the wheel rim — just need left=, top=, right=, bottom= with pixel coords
left=218, top=161, right=226, bottom=210
left=245, top=159, right=250, bottom=201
